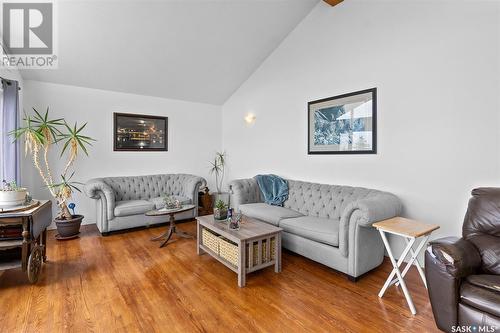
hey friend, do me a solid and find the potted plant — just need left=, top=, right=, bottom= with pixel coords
left=0, top=180, right=28, bottom=207
left=10, top=108, right=95, bottom=239
left=213, top=199, right=228, bottom=220
left=209, top=151, right=229, bottom=205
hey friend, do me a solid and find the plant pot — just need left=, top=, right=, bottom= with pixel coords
left=212, top=192, right=230, bottom=206
left=55, top=215, right=83, bottom=239
left=214, top=208, right=227, bottom=220
left=0, top=188, right=27, bottom=207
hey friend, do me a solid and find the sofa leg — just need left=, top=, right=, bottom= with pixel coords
left=101, top=232, right=110, bottom=237
left=347, top=275, right=359, bottom=282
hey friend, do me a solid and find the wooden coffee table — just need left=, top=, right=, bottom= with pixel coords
left=146, top=204, right=196, bottom=248
left=196, top=214, right=282, bottom=287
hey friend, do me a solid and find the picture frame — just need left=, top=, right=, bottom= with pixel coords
left=308, top=88, right=377, bottom=155
left=113, top=112, right=168, bottom=151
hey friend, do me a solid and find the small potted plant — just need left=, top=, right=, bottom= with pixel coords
left=213, top=199, right=228, bottom=220
left=10, top=108, right=95, bottom=239
left=0, top=180, right=28, bottom=207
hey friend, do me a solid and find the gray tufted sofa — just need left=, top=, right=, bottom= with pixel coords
left=229, top=177, right=402, bottom=280
left=84, top=174, right=205, bottom=234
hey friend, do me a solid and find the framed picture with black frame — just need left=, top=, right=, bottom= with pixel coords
left=308, top=88, right=377, bottom=154
left=113, top=113, right=168, bottom=151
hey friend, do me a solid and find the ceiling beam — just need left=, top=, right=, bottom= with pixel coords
left=323, top=0, right=343, bottom=6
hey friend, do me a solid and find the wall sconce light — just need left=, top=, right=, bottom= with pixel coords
left=244, top=113, right=256, bottom=125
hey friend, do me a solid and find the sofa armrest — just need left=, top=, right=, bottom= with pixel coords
left=182, top=176, right=205, bottom=212
left=84, top=178, right=116, bottom=220
left=424, top=237, right=480, bottom=332
left=349, top=193, right=402, bottom=227
left=228, top=178, right=261, bottom=210
left=428, top=237, right=481, bottom=278
left=181, top=176, right=204, bottom=199
left=339, top=192, right=402, bottom=257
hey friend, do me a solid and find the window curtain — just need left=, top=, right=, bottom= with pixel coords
left=0, top=79, right=20, bottom=184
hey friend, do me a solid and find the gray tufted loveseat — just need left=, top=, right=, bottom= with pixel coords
left=229, top=177, right=401, bottom=280
left=84, top=174, right=205, bottom=234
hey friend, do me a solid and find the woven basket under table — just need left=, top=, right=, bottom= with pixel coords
left=201, top=228, right=219, bottom=254
left=219, top=237, right=239, bottom=267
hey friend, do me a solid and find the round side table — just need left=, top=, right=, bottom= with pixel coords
left=146, top=204, right=196, bottom=248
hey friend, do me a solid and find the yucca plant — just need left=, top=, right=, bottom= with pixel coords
left=209, top=151, right=226, bottom=193
left=9, top=108, right=95, bottom=220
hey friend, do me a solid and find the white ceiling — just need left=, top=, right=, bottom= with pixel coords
left=21, top=0, right=319, bottom=105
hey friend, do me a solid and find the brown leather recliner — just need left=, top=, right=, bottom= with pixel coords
left=425, top=188, right=500, bottom=332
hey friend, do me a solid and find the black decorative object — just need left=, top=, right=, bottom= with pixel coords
left=308, top=88, right=377, bottom=154
left=114, top=113, right=168, bottom=151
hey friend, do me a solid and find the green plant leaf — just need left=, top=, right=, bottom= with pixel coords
left=29, top=107, right=65, bottom=144
left=60, top=139, right=71, bottom=157
left=59, top=121, right=95, bottom=157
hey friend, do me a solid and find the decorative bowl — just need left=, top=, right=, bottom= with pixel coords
left=0, top=188, right=28, bottom=207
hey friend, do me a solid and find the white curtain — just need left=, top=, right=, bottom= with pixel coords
left=0, top=79, right=20, bottom=184
left=0, top=82, right=5, bottom=182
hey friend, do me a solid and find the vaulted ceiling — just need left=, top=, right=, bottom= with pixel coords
left=21, top=0, right=319, bottom=105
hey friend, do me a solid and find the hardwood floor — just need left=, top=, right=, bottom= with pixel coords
left=0, top=221, right=440, bottom=332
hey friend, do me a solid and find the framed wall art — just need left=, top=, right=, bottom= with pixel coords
left=113, top=113, right=168, bottom=151
left=308, top=88, right=377, bottom=154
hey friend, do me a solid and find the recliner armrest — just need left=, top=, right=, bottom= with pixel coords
left=429, top=237, right=481, bottom=278
left=425, top=237, right=481, bottom=332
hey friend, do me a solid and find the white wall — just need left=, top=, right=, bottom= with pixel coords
left=23, top=80, right=222, bottom=226
left=222, top=0, right=500, bottom=253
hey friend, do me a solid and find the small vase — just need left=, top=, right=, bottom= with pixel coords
left=228, top=212, right=241, bottom=231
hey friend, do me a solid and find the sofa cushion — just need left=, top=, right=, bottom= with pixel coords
left=114, top=200, right=155, bottom=217
left=461, top=275, right=500, bottom=317
left=466, top=275, right=500, bottom=293
left=149, top=196, right=192, bottom=209
left=239, top=203, right=303, bottom=226
left=279, top=216, right=339, bottom=247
